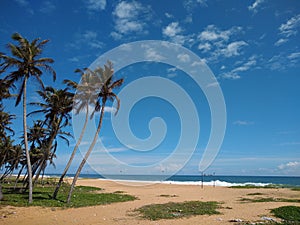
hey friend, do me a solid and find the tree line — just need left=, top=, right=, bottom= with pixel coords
left=0, top=33, right=124, bottom=203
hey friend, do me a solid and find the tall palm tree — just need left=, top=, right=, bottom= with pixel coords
left=53, top=70, right=101, bottom=199
left=28, top=87, right=73, bottom=185
left=67, top=61, right=124, bottom=203
left=0, top=33, right=56, bottom=203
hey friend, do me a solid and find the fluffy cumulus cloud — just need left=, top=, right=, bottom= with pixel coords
left=221, top=41, right=248, bottom=57
left=111, top=1, right=151, bottom=39
left=162, top=22, right=191, bottom=45
left=197, top=25, right=246, bottom=60
left=163, top=22, right=182, bottom=37
left=198, top=25, right=233, bottom=42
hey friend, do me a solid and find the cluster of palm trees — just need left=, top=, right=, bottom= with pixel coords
left=0, top=33, right=124, bottom=203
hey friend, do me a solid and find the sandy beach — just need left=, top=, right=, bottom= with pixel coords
left=1, top=178, right=299, bottom=225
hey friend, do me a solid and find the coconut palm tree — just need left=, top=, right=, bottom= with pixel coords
left=0, top=33, right=56, bottom=203
left=52, top=70, right=101, bottom=199
left=67, top=61, right=124, bottom=203
left=28, top=87, right=73, bottom=185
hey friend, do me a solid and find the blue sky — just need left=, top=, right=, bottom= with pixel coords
left=1, top=0, right=300, bottom=176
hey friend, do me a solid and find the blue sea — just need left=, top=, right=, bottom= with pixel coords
left=49, top=174, right=300, bottom=187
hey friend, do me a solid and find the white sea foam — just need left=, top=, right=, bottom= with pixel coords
left=97, top=178, right=272, bottom=187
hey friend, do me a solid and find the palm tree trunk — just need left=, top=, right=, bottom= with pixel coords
left=14, top=164, right=25, bottom=190
left=23, top=78, right=33, bottom=203
left=53, top=105, right=89, bottom=199
left=67, top=103, right=105, bottom=204
left=0, top=184, right=3, bottom=201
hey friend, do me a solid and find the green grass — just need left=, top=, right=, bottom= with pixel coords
left=135, top=201, right=220, bottom=220
left=241, top=206, right=300, bottom=225
left=240, top=197, right=300, bottom=203
left=271, top=206, right=300, bottom=222
left=230, top=184, right=285, bottom=189
left=291, top=187, right=300, bottom=192
left=247, top=192, right=264, bottom=196
left=158, top=194, right=178, bottom=198
left=0, top=182, right=136, bottom=208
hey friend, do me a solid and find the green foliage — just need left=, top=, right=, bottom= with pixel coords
left=230, top=184, right=285, bottom=189
left=247, top=192, right=264, bottom=196
left=271, top=206, right=300, bottom=222
left=135, top=201, right=220, bottom=220
left=0, top=182, right=136, bottom=208
left=240, top=197, right=300, bottom=203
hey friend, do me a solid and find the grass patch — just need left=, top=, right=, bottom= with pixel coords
left=240, top=197, right=300, bottom=203
left=158, top=194, right=178, bottom=198
left=135, top=201, right=220, bottom=220
left=0, top=182, right=136, bottom=208
left=230, top=184, right=285, bottom=189
left=271, top=206, right=300, bottom=223
left=247, top=192, right=264, bottom=196
left=291, top=187, right=300, bottom=192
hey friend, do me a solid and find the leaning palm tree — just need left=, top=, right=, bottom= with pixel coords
left=67, top=61, right=124, bottom=203
left=52, top=70, right=101, bottom=199
left=28, top=87, right=73, bottom=185
left=0, top=33, right=56, bottom=203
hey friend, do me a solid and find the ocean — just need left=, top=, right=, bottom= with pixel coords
left=49, top=174, right=300, bottom=187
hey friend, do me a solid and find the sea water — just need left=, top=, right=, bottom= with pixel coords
left=49, top=174, right=300, bottom=187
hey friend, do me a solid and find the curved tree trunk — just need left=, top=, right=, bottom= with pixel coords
left=0, top=184, right=3, bottom=201
left=23, top=78, right=33, bottom=203
left=67, top=103, right=105, bottom=204
left=53, top=105, right=89, bottom=199
left=14, top=164, right=25, bottom=190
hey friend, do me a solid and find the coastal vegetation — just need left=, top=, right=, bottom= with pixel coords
left=0, top=33, right=124, bottom=204
left=135, top=201, right=220, bottom=220
left=0, top=178, right=136, bottom=207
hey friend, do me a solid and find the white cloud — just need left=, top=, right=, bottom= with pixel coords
left=198, top=25, right=239, bottom=42
left=248, top=0, right=265, bottom=13
left=162, top=22, right=191, bottom=45
left=220, top=56, right=256, bottom=80
left=220, top=72, right=241, bottom=80
left=274, top=38, right=288, bottom=46
left=278, top=161, right=300, bottom=170
left=104, top=106, right=117, bottom=114
left=221, top=41, right=247, bottom=57
left=85, top=0, right=106, bottom=12
left=162, top=22, right=182, bottom=37
left=183, top=0, right=207, bottom=11
left=165, top=12, right=173, bottom=18
left=198, top=43, right=211, bottom=52
left=144, top=47, right=165, bottom=61
left=232, top=57, right=256, bottom=73
left=177, top=53, right=190, bottom=63
left=206, top=82, right=219, bottom=88
left=197, top=25, right=245, bottom=61
left=279, top=14, right=300, bottom=37
left=111, top=1, right=151, bottom=39
left=288, top=52, right=300, bottom=60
